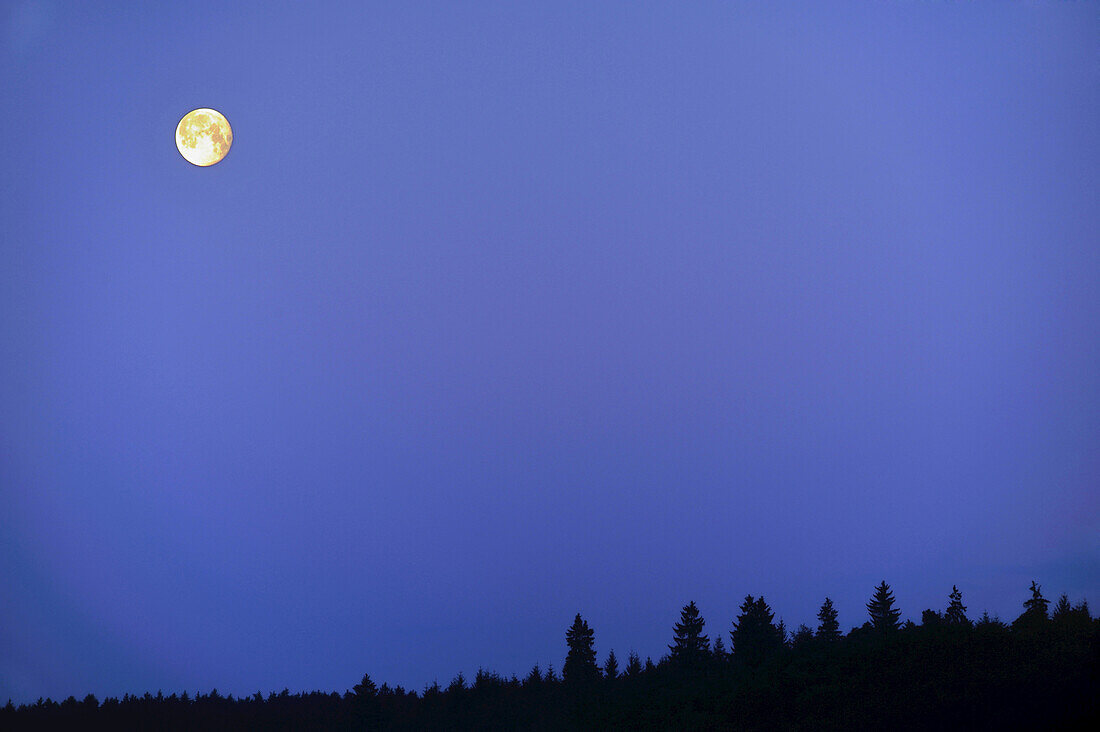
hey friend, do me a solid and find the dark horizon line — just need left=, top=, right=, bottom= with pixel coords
left=4, top=576, right=1089, bottom=707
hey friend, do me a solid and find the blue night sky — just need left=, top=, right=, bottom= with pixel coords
left=2, top=1, right=1097, bottom=703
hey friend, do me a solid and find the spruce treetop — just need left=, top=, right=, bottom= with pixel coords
left=711, top=633, right=727, bottom=660
left=669, top=601, right=710, bottom=665
left=1052, top=593, right=1072, bottom=620
left=817, top=597, right=841, bottom=640
left=867, top=581, right=902, bottom=633
left=731, top=595, right=785, bottom=667
left=603, top=650, right=619, bottom=680
left=353, top=674, right=377, bottom=698
left=791, top=624, right=814, bottom=649
left=945, top=585, right=969, bottom=626
left=625, top=651, right=642, bottom=677
left=563, top=613, right=599, bottom=684
left=1022, top=581, right=1049, bottom=619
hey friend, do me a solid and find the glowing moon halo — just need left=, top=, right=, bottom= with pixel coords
left=175, top=108, right=232, bottom=166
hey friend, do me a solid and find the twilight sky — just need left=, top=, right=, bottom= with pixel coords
left=2, top=0, right=1097, bottom=703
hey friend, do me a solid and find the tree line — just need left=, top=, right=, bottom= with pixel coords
left=4, top=580, right=1096, bottom=729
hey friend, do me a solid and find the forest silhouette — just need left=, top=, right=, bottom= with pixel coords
left=4, top=580, right=1097, bottom=729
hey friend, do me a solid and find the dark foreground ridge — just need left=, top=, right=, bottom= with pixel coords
left=5, top=581, right=1098, bottom=730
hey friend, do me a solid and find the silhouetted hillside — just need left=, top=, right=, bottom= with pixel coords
left=4, top=581, right=1097, bottom=730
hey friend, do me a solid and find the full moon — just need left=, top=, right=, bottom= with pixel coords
left=175, top=108, right=232, bottom=166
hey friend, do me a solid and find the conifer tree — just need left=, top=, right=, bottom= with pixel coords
left=474, top=668, right=501, bottom=690
left=669, top=601, right=710, bottom=666
left=603, top=650, right=619, bottom=680
left=625, top=651, right=643, bottom=677
left=977, top=611, right=1006, bottom=629
left=1052, top=594, right=1072, bottom=620
left=1054, top=598, right=1094, bottom=632
left=730, top=595, right=785, bottom=667
left=524, top=665, right=541, bottom=686
left=790, top=624, right=814, bottom=649
left=711, top=633, right=727, bottom=661
left=945, top=585, right=969, bottom=626
left=866, top=581, right=902, bottom=633
left=1022, top=581, right=1049, bottom=618
left=353, top=674, right=377, bottom=698
left=921, top=609, right=943, bottom=628
left=563, top=613, right=599, bottom=684
left=817, top=597, right=841, bottom=641
left=1011, top=580, right=1050, bottom=632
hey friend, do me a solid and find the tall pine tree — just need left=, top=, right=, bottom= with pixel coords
left=352, top=674, right=377, bottom=698
left=817, top=597, right=841, bottom=640
left=867, top=581, right=901, bottom=633
left=1022, top=581, right=1050, bottom=618
left=1052, top=594, right=1072, bottom=620
left=1013, top=581, right=1050, bottom=631
left=603, top=650, right=619, bottom=680
left=524, top=665, right=542, bottom=686
left=711, top=634, right=727, bottom=661
left=669, top=601, right=710, bottom=666
left=563, top=613, right=599, bottom=684
left=730, top=595, right=784, bottom=667
left=790, top=624, right=814, bottom=650
left=625, top=651, right=643, bottom=677
left=945, top=585, right=969, bottom=626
